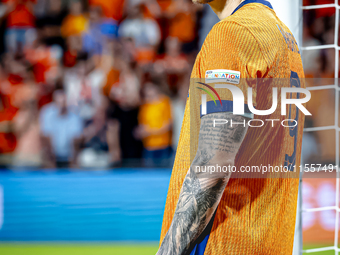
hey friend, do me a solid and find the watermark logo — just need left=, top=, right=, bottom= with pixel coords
left=199, top=83, right=312, bottom=116
left=196, top=82, right=222, bottom=107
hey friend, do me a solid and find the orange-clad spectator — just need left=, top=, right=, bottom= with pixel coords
left=4, top=0, right=37, bottom=53
left=166, top=0, right=196, bottom=44
left=0, top=55, right=29, bottom=119
left=157, top=0, right=172, bottom=13
left=0, top=89, right=17, bottom=155
left=103, top=68, right=120, bottom=97
left=60, top=1, right=88, bottom=38
left=154, top=37, right=190, bottom=92
left=0, top=55, right=31, bottom=157
left=157, top=0, right=172, bottom=12
left=107, top=57, right=141, bottom=108
left=135, top=82, right=172, bottom=166
left=6, top=0, right=35, bottom=27
left=25, top=41, right=61, bottom=84
left=115, top=63, right=141, bottom=107
left=89, top=0, right=125, bottom=21
left=142, top=0, right=162, bottom=19
left=24, top=37, right=63, bottom=109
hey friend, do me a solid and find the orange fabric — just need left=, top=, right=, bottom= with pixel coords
left=157, top=0, right=172, bottom=12
left=89, top=0, right=125, bottom=21
left=7, top=4, right=35, bottom=27
left=25, top=47, right=57, bottom=83
left=160, top=3, right=306, bottom=254
left=60, top=15, right=88, bottom=37
left=169, top=12, right=195, bottom=43
left=103, top=68, right=120, bottom=97
left=138, top=96, right=172, bottom=150
left=135, top=48, right=156, bottom=64
left=0, top=134, right=17, bottom=153
left=0, top=75, right=27, bottom=153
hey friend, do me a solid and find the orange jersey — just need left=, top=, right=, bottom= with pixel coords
left=139, top=96, right=172, bottom=150
left=89, top=0, right=125, bottom=21
left=160, top=0, right=306, bottom=254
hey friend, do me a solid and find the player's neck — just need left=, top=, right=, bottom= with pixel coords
left=209, top=0, right=244, bottom=20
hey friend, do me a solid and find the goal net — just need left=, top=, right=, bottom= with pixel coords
left=270, top=0, right=339, bottom=254
left=300, top=0, right=338, bottom=254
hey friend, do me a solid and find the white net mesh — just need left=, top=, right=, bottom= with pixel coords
left=301, top=0, right=340, bottom=253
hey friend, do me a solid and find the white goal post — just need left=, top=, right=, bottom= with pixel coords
left=270, top=0, right=303, bottom=46
left=269, top=1, right=304, bottom=254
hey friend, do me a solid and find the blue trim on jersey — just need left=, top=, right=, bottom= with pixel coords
left=188, top=211, right=217, bottom=255
left=200, top=100, right=252, bottom=118
left=189, top=234, right=210, bottom=255
left=232, top=0, right=273, bottom=15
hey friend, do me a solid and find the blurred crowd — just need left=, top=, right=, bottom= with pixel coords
left=0, top=0, right=219, bottom=168
left=0, top=0, right=338, bottom=169
left=302, top=0, right=339, bottom=165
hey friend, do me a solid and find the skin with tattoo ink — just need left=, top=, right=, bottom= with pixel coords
left=157, top=113, right=249, bottom=255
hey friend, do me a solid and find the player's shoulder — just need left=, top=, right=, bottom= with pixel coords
left=205, top=4, right=287, bottom=63
left=226, top=2, right=279, bottom=30
left=209, top=18, right=251, bottom=38
left=211, top=6, right=278, bottom=40
left=202, top=18, right=261, bottom=59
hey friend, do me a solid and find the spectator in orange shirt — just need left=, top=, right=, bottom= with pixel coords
left=135, top=81, right=172, bottom=167
left=154, top=37, right=190, bottom=92
left=60, top=1, right=88, bottom=38
left=166, top=0, right=197, bottom=52
left=0, top=54, right=32, bottom=163
left=103, top=67, right=120, bottom=97
left=4, top=0, right=37, bottom=53
left=89, top=0, right=125, bottom=22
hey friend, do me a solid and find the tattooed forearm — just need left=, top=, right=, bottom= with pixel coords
left=157, top=113, right=249, bottom=255
left=158, top=168, right=227, bottom=255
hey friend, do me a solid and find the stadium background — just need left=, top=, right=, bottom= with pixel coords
left=0, top=0, right=338, bottom=254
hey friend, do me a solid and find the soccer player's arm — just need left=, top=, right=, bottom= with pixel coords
left=157, top=23, right=266, bottom=255
left=157, top=113, right=249, bottom=255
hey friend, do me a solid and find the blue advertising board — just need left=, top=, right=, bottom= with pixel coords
left=0, top=169, right=171, bottom=241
